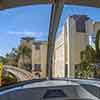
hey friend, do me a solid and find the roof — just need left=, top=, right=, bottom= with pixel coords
left=21, top=37, right=35, bottom=41
left=33, top=40, right=48, bottom=45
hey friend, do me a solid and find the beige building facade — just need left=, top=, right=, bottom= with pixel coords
left=53, top=26, right=67, bottom=77
left=54, top=15, right=100, bottom=78
left=32, top=41, right=47, bottom=79
left=18, top=37, right=48, bottom=79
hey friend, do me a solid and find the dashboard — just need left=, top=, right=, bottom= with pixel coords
left=0, top=80, right=99, bottom=100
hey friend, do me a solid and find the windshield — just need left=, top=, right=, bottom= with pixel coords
left=0, top=3, right=100, bottom=87
left=0, top=5, right=51, bottom=86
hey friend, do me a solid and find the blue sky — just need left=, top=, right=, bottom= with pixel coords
left=0, top=4, right=100, bottom=56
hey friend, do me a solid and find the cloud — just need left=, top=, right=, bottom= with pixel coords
left=8, top=31, right=38, bottom=36
left=7, top=30, right=48, bottom=40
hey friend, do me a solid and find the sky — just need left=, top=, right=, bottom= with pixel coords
left=0, top=4, right=100, bottom=56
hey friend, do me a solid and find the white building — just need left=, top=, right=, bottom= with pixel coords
left=54, top=15, right=100, bottom=78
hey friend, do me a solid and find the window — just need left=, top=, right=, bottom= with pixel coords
left=0, top=5, right=50, bottom=86
left=72, top=15, right=89, bottom=32
left=34, top=64, right=41, bottom=71
left=35, top=44, right=40, bottom=50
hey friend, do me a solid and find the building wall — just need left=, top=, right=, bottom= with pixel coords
left=94, top=22, right=100, bottom=33
left=75, top=32, right=89, bottom=64
left=40, top=44, right=47, bottom=78
left=66, top=16, right=77, bottom=78
left=54, top=30, right=65, bottom=77
left=86, top=20, right=94, bottom=34
left=32, top=42, right=47, bottom=79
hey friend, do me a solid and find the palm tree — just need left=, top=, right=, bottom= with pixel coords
left=3, top=48, right=18, bottom=66
left=0, top=56, right=8, bottom=65
left=17, top=44, right=32, bottom=71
